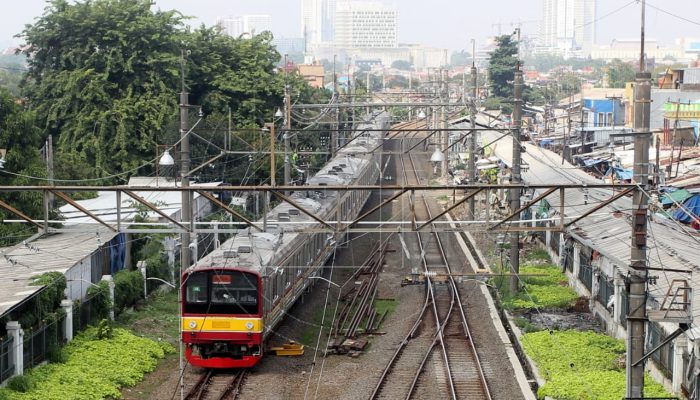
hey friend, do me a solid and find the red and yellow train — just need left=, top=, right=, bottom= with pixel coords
left=181, top=112, right=389, bottom=368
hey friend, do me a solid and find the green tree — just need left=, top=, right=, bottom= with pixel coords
left=606, top=59, right=636, bottom=88
left=19, top=0, right=183, bottom=177
left=390, top=60, right=412, bottom=71
left=450, top=50, right=472, bottom=67
left=488, top=35, right=519, bottom=99
left=0, top=89, right=47, bottom=245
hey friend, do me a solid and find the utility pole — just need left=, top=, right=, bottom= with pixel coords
left=468, top=41, right=478, bottom=220
left=178, top=53, right=191, bottom=400
left=47, top=134, right=54, bottom=207
left=333, top=55, right=339, bottom=157
left=179, top=59, right=192, bottom=275
left=283, top=84, right=292, bottom=192
left=509, top=68, right=523, bottom=293
left=441, top=69, right=449, bottom=179
left=626, top=0, right=651, bottom=397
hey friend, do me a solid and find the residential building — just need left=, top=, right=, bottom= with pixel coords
left=335, top=1, right=398, bottom=49
left=590, top=39, right=685, bottom=63
left=217, top=14, right=272, bottom=37
left=539, top=0, right=596, bottom=56
left=298, top=63, right=326, bottom=89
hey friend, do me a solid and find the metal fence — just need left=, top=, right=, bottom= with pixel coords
left=550, top=231, right=560, bottom=256
left=597, top=274, right=615, bottom=307
left=648, top=322, right=674, bottom=379
left=1, top=336, right=13, bottom=383
left=23, top=325, right=47, bottom=370
left=22, top=314, right=66, bottom=370
left=620, top=290, right=629, bottom=325
left=73, top=294, right=103, bottom=333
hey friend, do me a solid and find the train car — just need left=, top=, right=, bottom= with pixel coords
left=181, top=111, right=390, bottom=368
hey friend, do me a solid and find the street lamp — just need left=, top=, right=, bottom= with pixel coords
left=275, top=108, right=283, bottom=118
left=431, top=148, right=445, bottom=175
left=159, top=149, right=174, bottom=166
left=308, top=276, right=340, bottom=288
left=418, top=110, right=426, bottom=119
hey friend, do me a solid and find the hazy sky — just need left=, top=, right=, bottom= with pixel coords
left=1, top=0, right=698, bottom=51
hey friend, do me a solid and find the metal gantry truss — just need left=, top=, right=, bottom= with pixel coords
left=0, top=183, right=637, bottom=235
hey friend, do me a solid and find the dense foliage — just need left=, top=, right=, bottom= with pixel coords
left=522, top=330, right=671, bottom=399
left=0, top=89, right=48, bottom=246
left=0, top=327, right=173, bottom=399
left=17, top=0, right=329, bottom=184
left=505, top=263, right=580, bottom=310
left=606, top=59, right=637, bottom=88
left=493, top=247, right=579, bottom=310
left=113, top=269, right=144, bottom=314
left=488, top=35, right=519, bottom=99
left=20, top=0, right=183, bottom=177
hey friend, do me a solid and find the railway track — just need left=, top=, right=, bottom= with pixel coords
left=370, top=135, right=490, bottom=400
left=184, top=370, right=247, bottom=400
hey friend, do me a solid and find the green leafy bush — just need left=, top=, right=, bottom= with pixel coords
left=496, top=263, right=579, bottom=310
left=0, top=327, right=173, bottom=400
left=5, top=376, right=35, bottom=393
left=113, top=270, right=144, bottom=314
left=96, top=319, right=114, bottom=339
left=86, top=280, right=111, bottom=319
left=522, top=330, right=671, bottom=399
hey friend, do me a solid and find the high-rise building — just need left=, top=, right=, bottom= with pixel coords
left=217, top=16, right=244, bottom=37
left=335, top=1, right=398, bottom=49
left=243, top=15, right=273, bottom=36
left=539, top=0, right=595, bottom=55
left=301, top=0, right=323, bottom=46
left=302, top=0, right=337, bottom=46
left=217, top=15, right=272, bottom=37
left=322, top=0, right=336, bottom=42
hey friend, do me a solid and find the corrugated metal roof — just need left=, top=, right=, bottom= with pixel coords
left=0, top=225, right=117, bottom=317
left=481, top=119, right=700, bottom=277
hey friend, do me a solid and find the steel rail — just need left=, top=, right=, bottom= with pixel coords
left=369, top=131, right=434, bottom=400
left=405, top=150, right=457, bottom=400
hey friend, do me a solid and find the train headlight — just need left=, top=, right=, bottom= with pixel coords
left=188, top=321, right=197, bottom=329
left=246, top=322, right=254, bottom=330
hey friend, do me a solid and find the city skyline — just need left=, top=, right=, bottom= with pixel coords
left=1, top=0, right=698, bottom=52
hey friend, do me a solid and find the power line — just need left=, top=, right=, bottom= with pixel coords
left=646, top=1, right=700, bottom=27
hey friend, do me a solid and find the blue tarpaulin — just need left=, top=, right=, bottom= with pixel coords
left=539, top=139, right=554, bottom=146
left=605, top=167, right=633, bottom=181
left=673, top=194, right=700, bottom=224
left=583, top=158, right=606, bottom=167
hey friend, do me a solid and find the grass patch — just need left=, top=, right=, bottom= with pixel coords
left=493, top=263, right=579, bottom=310
left=514, top=317, right=543, bottom=333
left=0, top=327, right=173, bottom=400
left=375, top=299, right=397, bottom=316
left=116, top=291, right=180, bottom=345
left=524, top=248, right=551, bottom=263
left=522, top=330, right=671, bottom=399
left=299, top=306, right=332, bottom=347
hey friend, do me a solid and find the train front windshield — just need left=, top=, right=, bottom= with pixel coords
left=184, top=270, right=260, bottom=315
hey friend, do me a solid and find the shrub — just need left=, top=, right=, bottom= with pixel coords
left=86, top=280, right=111, bottom=319
left=46, top=342, right=67, bottom=364
left=113, top=270, right=144, bottom=313
left=0, top=328, right=173, bottom=399
left=6, top=375, right=35, bottom=393
left=97, top=318, right=114, bottom=340
left=522, top=330, right=671, bottom=399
